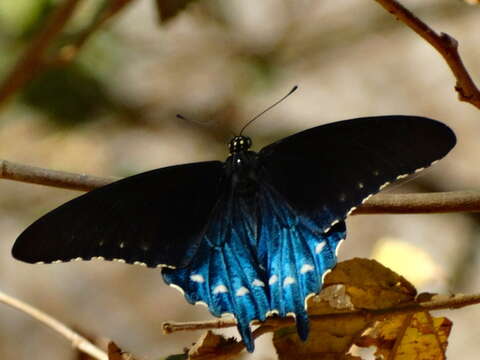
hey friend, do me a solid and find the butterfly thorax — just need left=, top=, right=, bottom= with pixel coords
left=226, top=136, right=259, bottom=196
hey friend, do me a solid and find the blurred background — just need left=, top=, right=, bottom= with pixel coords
left=0, top=0, right=479, bottom=358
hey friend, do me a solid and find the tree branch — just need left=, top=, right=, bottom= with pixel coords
left=0, top=0, right=82, bottom=108
left=0, top=289, right=108, bottom=360
left=374, top=0, right=480, bottom=109
left=1, top=159, right=478, bottom=214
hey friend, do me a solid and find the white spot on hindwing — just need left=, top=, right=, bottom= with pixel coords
left=315, top=242, right=326, bottom=254
left=190, top=274, right=205, bottom=283
left=266, top=309, right=279, bottom=316
left=269, top=275, right=278, bottom=285
left=213, top=285, right=228, bottom=294
left=252, top=279, right=265, bottom=287
left=119, top=242, right=125, bottom=248
left=300, top=264, right=314, bottom=274
left=283, top=277, right=295, bottom=287
left=236, top=287, right=249, bottom=296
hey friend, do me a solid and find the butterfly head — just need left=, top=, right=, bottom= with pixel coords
left=229, top=135, right=252, bottom=154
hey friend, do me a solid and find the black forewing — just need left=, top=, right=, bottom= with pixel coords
left=258, top=116, right=456, bottom=230
left=12, top=161, right=225, bottom=268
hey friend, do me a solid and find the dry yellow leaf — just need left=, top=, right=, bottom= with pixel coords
left=323, top=258, right=417, bottom=310
left=356, top=312, right=452, bottom=360
left=274, top=259, right=418, bottom=359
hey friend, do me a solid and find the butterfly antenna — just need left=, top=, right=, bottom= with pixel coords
left=177, top=113, right=222, bottom=129
left=239, top=85, right=298, bottom=135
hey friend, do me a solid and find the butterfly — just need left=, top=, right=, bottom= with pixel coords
left=12, top=115, right=456, bottom=352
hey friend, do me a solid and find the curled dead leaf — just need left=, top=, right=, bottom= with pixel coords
left=189, top=331, right=239, bottom=360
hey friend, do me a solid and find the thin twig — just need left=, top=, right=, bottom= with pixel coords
left=0, top=0, right=82, bottom=108
left=1, top=159, right=479, bottom=214
left=163, top=293, right=480, bottom=334
left=0, top=160, right=115, bottom=192
left=374, top=0, right=480, bottom=109
left=0, top=290, right=108, bottom=360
